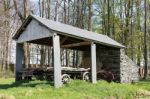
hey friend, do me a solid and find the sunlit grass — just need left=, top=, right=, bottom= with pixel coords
left=0, top=78, right=150, bottom=99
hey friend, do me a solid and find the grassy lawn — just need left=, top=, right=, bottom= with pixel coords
left=0, top=78, right=150, bottom=99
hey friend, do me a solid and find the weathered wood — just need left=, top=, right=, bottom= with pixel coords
left=96, top=45, right=121, bottom=82
left=61, top=41, right=91, bottom=48
left=46, top=67, right=90, bottom=81
left=53, top=34, right=62, bottom=88
left=17, top=20, right=53, bottom=43
left=15, top=43, right=23, bottom=82
left=91, top=42, right=97, bottom=83
left=60, top=36, right=68, bottom=45
left=13, top=15, right=124, bottom=48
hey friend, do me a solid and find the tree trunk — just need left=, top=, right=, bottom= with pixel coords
left=144, top=0, right=148, bottom=79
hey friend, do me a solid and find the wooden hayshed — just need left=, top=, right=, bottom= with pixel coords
left=13, top=15, right=124, bottom=88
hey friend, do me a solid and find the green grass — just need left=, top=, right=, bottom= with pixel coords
left=0, top=78, right=150, bottom=99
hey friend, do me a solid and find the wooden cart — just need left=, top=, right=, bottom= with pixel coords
left=18, top=67, right=91, bottom=84
left=45, top=67, right=91, bottom=83
left=18, top=67, right=115, bottom=83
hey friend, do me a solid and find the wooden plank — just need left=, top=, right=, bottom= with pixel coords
left=17, top=20, right=53, bottom=43
left=53, top=34, right=62, bottom=88
left=91, top=42, right=97, bottom=83
left=61, top=41, right=91, bottom=48
left=15, top=43, right=23, bottom=82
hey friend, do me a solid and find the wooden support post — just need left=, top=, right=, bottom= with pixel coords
left=53, top=34, right=62, bottom=88
left=15, top=43, right=23, bottom=82
left=91, top=42, right=97, bottom=83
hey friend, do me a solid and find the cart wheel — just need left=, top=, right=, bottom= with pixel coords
left=83, top=72, right=90, bottom=81
left=62, top=74, right=70, bottom=84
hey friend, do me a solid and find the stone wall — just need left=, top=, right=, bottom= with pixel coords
left=120, top=49, right=139, bottom=83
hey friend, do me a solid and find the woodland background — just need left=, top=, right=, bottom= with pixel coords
left=0, top=0, right=149, bottom=77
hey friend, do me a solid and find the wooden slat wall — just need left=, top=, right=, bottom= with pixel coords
left=81, top=45, right=120, bottom=81
left=17, top=20, right=53, bottom=43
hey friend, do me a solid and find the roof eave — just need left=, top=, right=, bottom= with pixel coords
left=95, top=41, right=125, bottom=49
left=52, top=29, right=125, bottom=49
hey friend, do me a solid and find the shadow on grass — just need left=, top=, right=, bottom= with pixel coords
left=137, top=79, right=150, bottom=85
left=0, top=80, right=54, bottom=90
left=139, top=79, right=150, bottom=82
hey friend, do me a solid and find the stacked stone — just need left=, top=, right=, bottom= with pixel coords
left=120, top=49, right=139, bottom=83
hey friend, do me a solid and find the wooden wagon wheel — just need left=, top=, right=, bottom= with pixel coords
left=62, top=74, right=71, bottom=84
left=83, top=72, right=90, bottom=81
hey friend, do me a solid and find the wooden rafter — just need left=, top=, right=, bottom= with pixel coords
left=60, top=36, right=68, bottom=45
left=61, top=41, right=91, bottom=48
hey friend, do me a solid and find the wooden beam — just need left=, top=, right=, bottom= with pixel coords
left=61, top=41, right=91, bottom=48
left=60, top=36, right=68, bottom=45
left=91, top=42, right=97, bottom=83
left=53, top=34, right=62, bottom=88
left=21, top=27, right=26, bottom=31
left=15, top=43, right=23, bottom=82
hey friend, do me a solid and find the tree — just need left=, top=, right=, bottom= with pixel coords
left=144, top=0, right=148, bottom=79
left=13, top=0, right=30, bottom=68
left=0, top=0, right=12, bottom=71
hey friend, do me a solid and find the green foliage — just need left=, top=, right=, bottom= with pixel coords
left=0, top=78, right=150, bottom=99
left=92, top=0, right=148, bottom=63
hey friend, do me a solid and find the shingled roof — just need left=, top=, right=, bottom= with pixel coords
left=13, top=15, right=124, bottom=48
